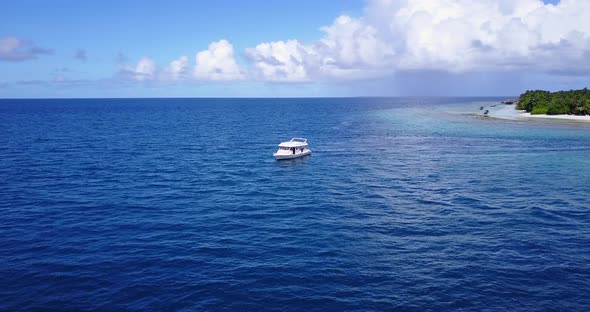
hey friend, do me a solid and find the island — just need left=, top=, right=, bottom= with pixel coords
left=517, top=88, right=590, bottom=115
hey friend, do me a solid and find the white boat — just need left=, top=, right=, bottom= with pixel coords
left=273, top=138, right=312, bottom=160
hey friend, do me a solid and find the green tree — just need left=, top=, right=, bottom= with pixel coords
left=517, top=88, right=590, bottom=116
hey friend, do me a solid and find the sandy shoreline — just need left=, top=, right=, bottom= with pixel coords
left=519, top=112, right=590, bottom=121
left=483, top=104, right=590, bottom=123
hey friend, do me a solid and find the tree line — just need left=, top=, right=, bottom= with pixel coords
left=516, top=88, right=590, bottom=115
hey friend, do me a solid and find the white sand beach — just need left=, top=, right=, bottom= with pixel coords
left=484, top=104, right=590, bottom=122
left=519, top=112, right=590, bottom=121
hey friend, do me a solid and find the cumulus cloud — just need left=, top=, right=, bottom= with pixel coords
left=316, top=15, right=396, bottom=78
left=246, top=0, right=590, bottom=81
left=245, top=40, right=311, bottom=82
left=366, top=0, right=590, bottom=72
left=117, top=40, right=244, bottom=82
left=245, top=15, right=394, bottom=81
left=111, top=1, right=590, bottom=85
left=164, top=55, right=189, bottom=81
left=133, top=57, right=157, bottom=81
left=194, top=39, right=244, bottom=81
left=0, top=36, right=52, bottom=62
left=118, top=57, right=157, bottom=81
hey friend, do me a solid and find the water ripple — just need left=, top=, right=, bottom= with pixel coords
left=1, top=98, right=589, bottom=311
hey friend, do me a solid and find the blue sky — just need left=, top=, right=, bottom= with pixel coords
left=2, top=0, right=588, bottom=98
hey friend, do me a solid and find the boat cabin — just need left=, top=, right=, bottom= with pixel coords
left=273, top=138, right=312, bottom=160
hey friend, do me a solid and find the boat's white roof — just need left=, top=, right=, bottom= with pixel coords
left=278, top=138, right=308, bottom=147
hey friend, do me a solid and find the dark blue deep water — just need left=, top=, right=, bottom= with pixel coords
left=1, top=98, right=590, bottom=311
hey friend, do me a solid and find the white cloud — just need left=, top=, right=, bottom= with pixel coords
left=117, top=40, right=243, bottom=82
left=245, top=16, right=393, bottom=81
left=114, top=1, right=590, bottom=84
left=119, top=57, right=156, bottom=81
left=133, top=57, right=157, bottom=81
left=245, top=40, right=311, bottom=82
left=194, top=39, right=244, bottom=81
left=370, top=0, right=550, bottom=71
left=164, top=55, right=189, bottom=81
left=315, top=15, right=395, bottom=78
left=246, top=0, right=590, bottom=81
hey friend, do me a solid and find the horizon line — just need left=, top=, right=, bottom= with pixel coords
left=0, top=95, right=517, bottom=100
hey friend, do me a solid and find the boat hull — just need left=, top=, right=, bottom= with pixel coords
left=274, top=150, right=311, bottom=160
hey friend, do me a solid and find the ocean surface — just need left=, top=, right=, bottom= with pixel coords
left=1, top=97, right=589, bottom=311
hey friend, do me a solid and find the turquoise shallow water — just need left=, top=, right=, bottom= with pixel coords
left=0, top=97, right=589, bottom=311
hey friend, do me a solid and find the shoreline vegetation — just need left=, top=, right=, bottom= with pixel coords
left=473, top=104, right=590, bottom=123
left=471, top=91, right=590, bottom=122
left=516, top=88, right=590, bottom=116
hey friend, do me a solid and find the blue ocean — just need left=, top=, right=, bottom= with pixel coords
left=1, top=98, right=589, bottom=311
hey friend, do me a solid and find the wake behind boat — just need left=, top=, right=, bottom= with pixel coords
left=273, top=138, right=312, bottom=160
